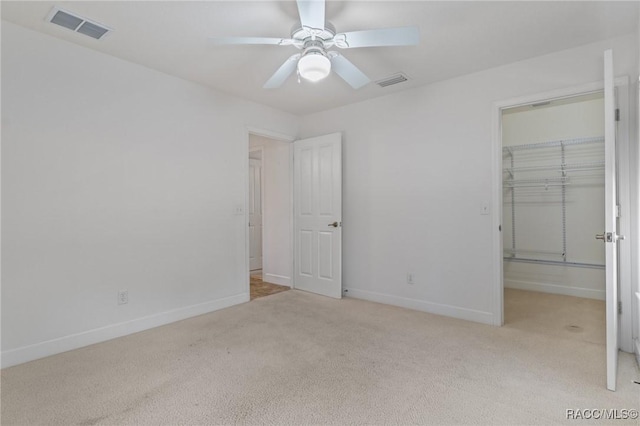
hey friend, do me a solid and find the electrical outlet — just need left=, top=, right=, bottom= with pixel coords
left=118, top=290, right=128, bottom=305
left=407, top=273, right=414, bottom=285
left=234, top=205, right=244, bottom=215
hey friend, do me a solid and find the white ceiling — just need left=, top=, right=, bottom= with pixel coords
left=2, top=1, right=638, bottom=115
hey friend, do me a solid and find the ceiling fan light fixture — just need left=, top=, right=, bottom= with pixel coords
left=297, top=52, right=331, bottom=82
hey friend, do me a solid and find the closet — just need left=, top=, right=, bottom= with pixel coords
left=502, top=93, right=606, bottom=325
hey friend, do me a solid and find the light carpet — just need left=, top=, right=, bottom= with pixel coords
left=1, top=289, right=638, bottom=425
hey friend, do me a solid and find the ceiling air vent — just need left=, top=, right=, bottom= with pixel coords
left=47, top=7, right=112, bottom=40
left=376, top=73, right=409, bottom=88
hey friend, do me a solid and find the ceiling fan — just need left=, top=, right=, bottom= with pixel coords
left=210, top=0, right=419, bottom=89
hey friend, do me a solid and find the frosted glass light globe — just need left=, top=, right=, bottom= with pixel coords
left=297, top=53, right=331, bottom=82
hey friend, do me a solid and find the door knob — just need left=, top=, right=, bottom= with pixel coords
left=596, top=232, right=625, bottom=243
left=328, top=221, right=339, bottom=228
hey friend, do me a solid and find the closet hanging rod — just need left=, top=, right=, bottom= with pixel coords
left=503, top=257, right=605, bottom=270
left=504, top=183, right=569, bottom=189
left=502, top=136, right=604, bottom=152
left=503, top=161, right=605, bottom=174
left=504, top=248, right=564, bottom=256
left=505, top=177, right=568, bottom=184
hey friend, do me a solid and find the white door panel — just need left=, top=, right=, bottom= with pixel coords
left=294, top=133, right=342, bottom=298
left=249, top=158, right=263, bottom=271
left=602, top=49, right=619, bottom=391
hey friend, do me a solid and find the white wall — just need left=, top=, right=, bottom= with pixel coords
left=299, top=34, right=638, bottom=327
left=1, top=22, right=298, bottom=367
left=249, top=134, right=292, bottom=286
left=502, top=97, right=604, bottom=144
left=3, top=21, right=639, bottom=367
left=502, top=97, right=606, bottom=300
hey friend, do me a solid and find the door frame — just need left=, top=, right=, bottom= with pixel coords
left=490, top=77, right=634, bottom=353
left=245, top=127, right=296, bottom=297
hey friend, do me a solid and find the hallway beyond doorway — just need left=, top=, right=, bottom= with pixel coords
left=250, top=271, right=289, bottom=301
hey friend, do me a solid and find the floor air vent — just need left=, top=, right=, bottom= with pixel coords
left=47, top=7, right=111, bottom=40
left=376, top=73, right=409, bottom=88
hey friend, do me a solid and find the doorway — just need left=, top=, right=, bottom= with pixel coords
left=248, top=132, right=293, bottom=300
left=501, top=92, right=607, bottom=342
left=493, top=69, right=636, bottom=391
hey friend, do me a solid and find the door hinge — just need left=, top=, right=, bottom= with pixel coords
left=616, top=205, right=621, bottom=218
left=618, top=301, right=622, bottom=314
left=615, top=108, right=620, bottom=122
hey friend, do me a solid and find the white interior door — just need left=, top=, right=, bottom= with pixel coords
left=293, top=133, right=342, bottom=298
left=602, top=49, right=620, bottom=391
left=249, top=158, right=263, bottom=271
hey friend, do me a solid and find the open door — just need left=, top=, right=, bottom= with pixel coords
left=600, top=49, right=622, bottom=391
left=293, top=133, right=342, bottom=299
left=248, top=158, right=263, bottom=271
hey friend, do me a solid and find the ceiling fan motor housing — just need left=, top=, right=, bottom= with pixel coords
left=302, top=40, right=328, bottom=56
left=290, top=21, right=336, bottom=48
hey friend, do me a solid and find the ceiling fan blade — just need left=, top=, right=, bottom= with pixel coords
left=334, top=27, right=419, bottom=48
left=263, top=54, right=301, bottom=89
left=209, top=36, right=294, bottom=46
left=330, top=54, right=370, bottom=89
left=296, top=0, right=325, bottom=30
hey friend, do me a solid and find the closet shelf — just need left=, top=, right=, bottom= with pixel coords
left=503, top=136, right=604, bottom=153
left=503, top=134, right=604, bottom=265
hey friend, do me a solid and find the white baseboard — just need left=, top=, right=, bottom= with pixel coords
left=1, top=293, right=249, bottom=369
left=263, top=273, right=291, bottom=287
left=344, top=288, right=494, bottom=325
left=505, top=279, right=605, bottom=300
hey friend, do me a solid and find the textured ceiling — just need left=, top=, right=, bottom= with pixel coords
left=2, top=1, right=638, bottom=115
